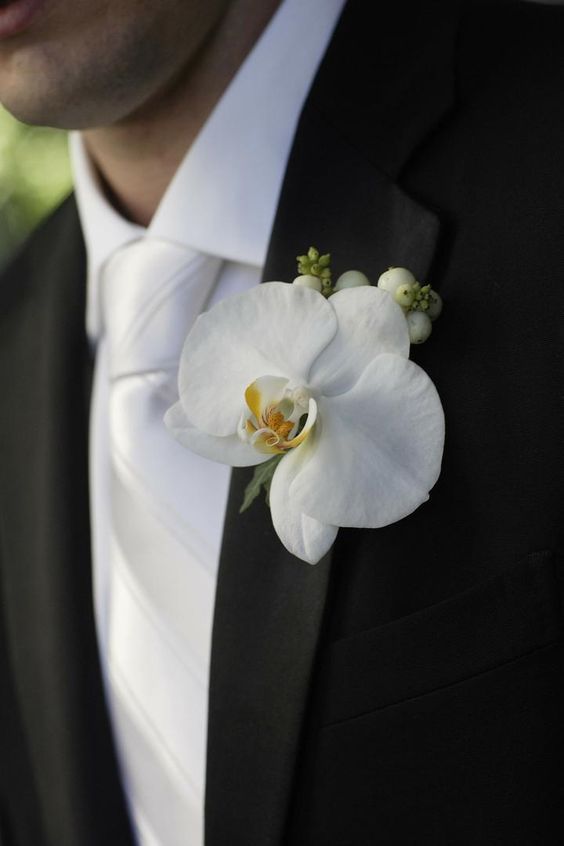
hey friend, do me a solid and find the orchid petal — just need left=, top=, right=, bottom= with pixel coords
left=291, top=354, right=444, bottom=528
left=178, top=283, right=337, bottom=436
left=164, top=401, right=269, bottom=467
left=269, top=441, right=338, bottom=565
left=309, top=286, right=410, bottom=396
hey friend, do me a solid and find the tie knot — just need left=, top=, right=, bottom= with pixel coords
left=101, top=238, right=222, bottom=379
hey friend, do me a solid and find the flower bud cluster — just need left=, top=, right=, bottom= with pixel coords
left=296, top=247, right=333, bottom=296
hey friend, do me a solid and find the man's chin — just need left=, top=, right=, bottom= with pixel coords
left=0, top=67, right=116, bottom=130
left=0, top=49, right=66, bottom=127
left=0, top=36, right=107, bottom=129
left=0, top=87, right=70, bottom=129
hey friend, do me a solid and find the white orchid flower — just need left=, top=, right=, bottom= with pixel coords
left=165, top=282, right=444, bottom=565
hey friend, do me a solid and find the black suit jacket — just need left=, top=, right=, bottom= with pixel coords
left=1, top=1, right=564, bottom=843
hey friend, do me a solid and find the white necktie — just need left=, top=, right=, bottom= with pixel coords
left=98, top=238, right=225, bottom=846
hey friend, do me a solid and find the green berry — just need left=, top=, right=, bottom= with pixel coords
left=378, top=267, right=417, bottom=296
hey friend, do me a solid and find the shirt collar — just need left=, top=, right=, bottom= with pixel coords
left=70, top=137, right=144, bottom=341
left=71, top=0, right=346, bottom=337
left=148, top=0, right=346, bottom=266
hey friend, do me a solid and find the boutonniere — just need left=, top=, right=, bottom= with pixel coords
left=165, top=248, right=444, bottom=564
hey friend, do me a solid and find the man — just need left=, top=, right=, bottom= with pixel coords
left=1, top=0, right=564, bottom=843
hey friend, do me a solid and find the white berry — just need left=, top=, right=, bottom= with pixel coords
left=377, top=267, right=417, bottom=296
left=292, top=274, right=322, bottom=292
left=394, top=283, right=415, bottom=308
left=407, top=311, right=432, bottom=344
left=334, top=270, right=370, bottom=291
left=428, top=290, right=443, bottom=321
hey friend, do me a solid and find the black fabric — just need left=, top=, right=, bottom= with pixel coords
left=1, top=0, right=564, bottom=844
left=284, top=2, right=564, bottom=842
left=0, top=574, right=44, bottom=846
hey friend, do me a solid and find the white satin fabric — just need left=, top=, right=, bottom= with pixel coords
left=100, top=241, right=225, bottom=845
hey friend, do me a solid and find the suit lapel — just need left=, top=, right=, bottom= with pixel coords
left=206, top=2, right=460, bottom=844
left=0, top=198, right=134, bottom=845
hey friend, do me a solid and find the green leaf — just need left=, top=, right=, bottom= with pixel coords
left=239, top=455, right=284, bottom=514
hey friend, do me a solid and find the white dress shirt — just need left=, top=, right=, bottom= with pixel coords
left=70, top=0, right=346, bottom=842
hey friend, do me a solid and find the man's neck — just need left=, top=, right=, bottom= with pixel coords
left=82, top=0, right=281, bottom=227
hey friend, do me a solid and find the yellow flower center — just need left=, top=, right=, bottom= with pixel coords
left=238, top=375, right=318, bottom=455
left=264, top=408, right=294, bottom=441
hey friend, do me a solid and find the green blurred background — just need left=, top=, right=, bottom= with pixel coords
left=0, top=105, right=72, bottom=269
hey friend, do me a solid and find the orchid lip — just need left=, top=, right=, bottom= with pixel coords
left=239, top=376, right=317, bottom=454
